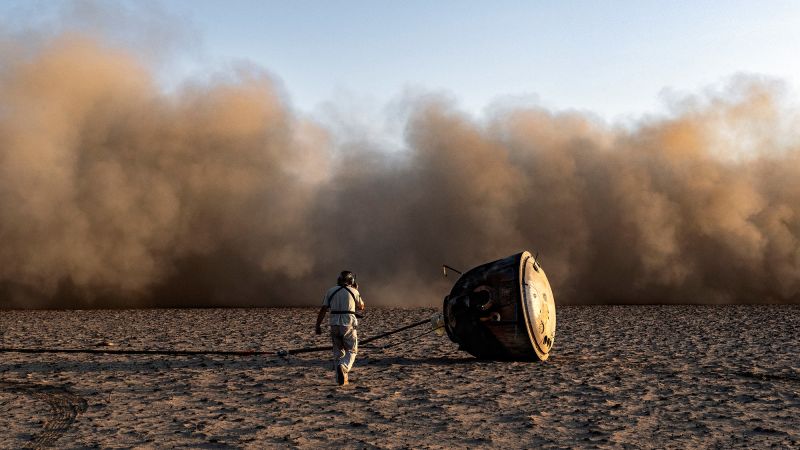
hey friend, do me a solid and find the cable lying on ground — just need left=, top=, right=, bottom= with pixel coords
left=0, top=318, right=435, bottom=358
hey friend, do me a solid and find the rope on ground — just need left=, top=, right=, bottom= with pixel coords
left=362, top=325, right=444, bottom=350
left=277, top=318, right=431, bottom=357
left=0, top=347, right=272, bottom=357
left=0, top=318, right=436, bottom=358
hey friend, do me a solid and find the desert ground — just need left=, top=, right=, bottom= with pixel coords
left=1, top=305, right=798, bottom=448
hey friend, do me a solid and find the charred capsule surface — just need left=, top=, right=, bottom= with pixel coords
left=443, top=251, right=556, bottom=361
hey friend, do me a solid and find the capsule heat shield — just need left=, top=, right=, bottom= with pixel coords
left=443, top=251, right=556, bottom=361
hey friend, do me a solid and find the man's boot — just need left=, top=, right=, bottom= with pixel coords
left=336, top=364, right=348, bottom=386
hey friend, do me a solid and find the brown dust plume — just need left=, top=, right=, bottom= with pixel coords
left=1, top=36, right=800, bottom=307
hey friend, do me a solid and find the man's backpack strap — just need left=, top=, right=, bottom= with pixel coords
left=326, top=286, right=363, bottom=318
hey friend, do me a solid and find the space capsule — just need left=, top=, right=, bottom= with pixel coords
left=442, top=251, right=556, bottom=361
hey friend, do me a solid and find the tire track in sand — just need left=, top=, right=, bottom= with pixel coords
left=0, top=381, right=87, bottom=448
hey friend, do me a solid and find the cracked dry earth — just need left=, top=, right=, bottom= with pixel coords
left=1, top=306, right=799, bottom=448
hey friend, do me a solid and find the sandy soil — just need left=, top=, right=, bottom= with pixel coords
left=1, top=306, right=799, bottom=448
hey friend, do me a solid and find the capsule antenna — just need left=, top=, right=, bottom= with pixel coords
left=442, top=264, right=463, bottom=277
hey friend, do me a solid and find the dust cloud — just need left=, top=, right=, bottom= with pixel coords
left=2, top=34, right=800, bottom=307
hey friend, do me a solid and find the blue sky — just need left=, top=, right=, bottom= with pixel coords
left=2, top=0, right=800, bottom=121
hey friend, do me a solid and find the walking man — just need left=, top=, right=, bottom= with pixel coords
left=315, top=270, right=365, bottom=385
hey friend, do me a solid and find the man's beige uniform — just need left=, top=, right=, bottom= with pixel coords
left=322, top=285, right=364, bottom=373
